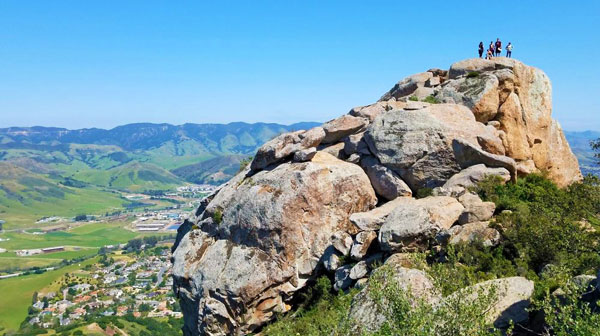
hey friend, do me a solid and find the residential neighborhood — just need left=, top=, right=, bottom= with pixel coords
left=25, top=247, right=181, bottom=330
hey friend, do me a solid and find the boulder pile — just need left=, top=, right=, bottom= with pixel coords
left=171, top=58, right=581, bottom=335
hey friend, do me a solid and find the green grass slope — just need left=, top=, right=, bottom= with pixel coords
left=0, top=162, right=129, bottom=229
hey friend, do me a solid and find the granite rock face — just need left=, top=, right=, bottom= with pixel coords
left=173, top=58, right=580, bottom=335
left=172, top=152, right=376, bottom=335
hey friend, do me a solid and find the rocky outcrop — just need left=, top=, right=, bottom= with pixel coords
left=172, top=152, right=376, bottom=335
left=364, top=104, right=504, bottom=190
left=173, top=58, right=581, bottom=335
left=378, top=196, right=464, bottom=252
left=440, top=58, right=581, bottom=186
left=446, top=221, right=501, bottom=247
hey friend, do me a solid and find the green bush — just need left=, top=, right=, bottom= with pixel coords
left=422, top=95, right=440, bottom=104
left=466, top=71, right=480, bottom=78
left=212, top=209, right=223, bottom=224
left=361, top=265, right=502, bottom=336
left=534, top=282, right=600, bottom=336
left=408, top=96, right=419, bottom=101
left=262, top=277, right=357, bottom=335
left=415, top=187, right=433, bottom=199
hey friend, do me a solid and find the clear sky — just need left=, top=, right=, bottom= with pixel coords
left=0, top=1, right=598, bottom=130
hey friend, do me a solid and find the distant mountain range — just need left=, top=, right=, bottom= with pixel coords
left=0, top=122, right=320, bottom=152
left=0, top=122, right=597, bottom=228
left=0, top=122, right=321, bottom=187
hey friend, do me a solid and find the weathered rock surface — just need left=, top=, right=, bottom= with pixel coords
left=172, top=152, right=377, bottom=335
left=250, top=130, right=305, bottom=171
left=441, top=277, right=534, bottom=328
left=321, top=115, right=368, bottom=144
left=349, top=100, right=406, bottom=122
left=364, top=104, right=505, bottom=190
left=378, top=197, right=464, bottom=252
left=379, top=72, right=434, bottom=101
left=442, top=58, right=581, bottom=186
left=442, top=164, right=511, bottom=190
left=457, top=193, right=496, bottom=224
left=350, top=230, right=377, bottom=261
left=447, top=221, right=501, bottom=247
left=437, top=72, right=500, bottom=122
left=332, top=231, right=353, bottom=256
left=293, top=147, right=317, bottom=162
left=360, top=156, right=412, bottom=200
left=350, top=197, right=413, bottom=232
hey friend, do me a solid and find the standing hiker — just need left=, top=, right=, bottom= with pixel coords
left=495, top=38, right=502, bottom=56
left=478, top=42, right=484, bottom=58
left=506, top=42, right=513, bottom=58
left=488, top=41, right=495, bottom=58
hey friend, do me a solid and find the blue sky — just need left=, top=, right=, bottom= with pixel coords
left=0, top=1, right=598, bottom=130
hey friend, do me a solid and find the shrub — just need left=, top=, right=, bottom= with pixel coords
left=534, top=282, right=600, bottom=336
left=422, top=95, right=440, bottom=104
left=362, top=265, right=502, bottom=336
left=466, top=71, right=480, bottom=78
left=262, top=277, right=357, bottom=335
left=415, top=187, right=433, bottom=199
left=408, top=96, right=419, bottom=101
left=238, top=156, right=253, bottom=173
left=212, top=209, right=223, bottom=224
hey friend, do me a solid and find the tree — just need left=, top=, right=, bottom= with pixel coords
left=32, top=291, right=38, bottom=304
left=592, top=138, right=600, bottom=163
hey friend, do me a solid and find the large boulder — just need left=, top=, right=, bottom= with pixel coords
left=360, top=156, right=412, bottom=200
left=441, top=277, right=534, bottom=328
left=379, top=72, right=434, bottom=101
left=457, top=193, right=496, bottom=224
left=349, top=197, right=409, bottom=232
left=172, top=152, right=377, bottom=335
left=443, top=58, right=581, bottom=186
left=378, top=196, right=464, bottom=252
left=349, top=100, right=406, bottom=122
left=321, top=115, right=368, bottom=144
left=364, top=104, right=505, bottom=190
left=437, top=72, right=500, bottom=123
left=250, top=127, right=325, bottom=171
left=347, top=261, right=440, bottom=333
left=447, top=221, right=501, bottom=247
left=442, top=164, right=511, bottom=190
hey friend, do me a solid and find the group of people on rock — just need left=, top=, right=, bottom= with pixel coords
left=478, top=38, right=513, bottom=59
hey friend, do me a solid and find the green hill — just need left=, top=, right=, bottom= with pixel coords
left=0, top=162, right=129, bottom=229
left=171, top=155, right=248, bottom=185
left=71, top=161, right=182, bottom=192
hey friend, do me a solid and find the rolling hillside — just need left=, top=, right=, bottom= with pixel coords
left=0, top=122, right=320, bottom=229
left=0, top=162, right=130, bottom=228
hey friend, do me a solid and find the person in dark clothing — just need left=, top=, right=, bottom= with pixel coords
left=478, top=42, right=484, bottom=58
left=488, top=41, right=495, bottom=58
left=506, top=42, right=513, bottom=58
left=495, top=38, right=502, bottom=56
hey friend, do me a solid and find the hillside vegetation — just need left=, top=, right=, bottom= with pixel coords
left=262, top=174, right=600, bottom=335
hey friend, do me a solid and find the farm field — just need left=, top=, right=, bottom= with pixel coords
left=0, top=221, right=140, bottom=251
left=0, top=248, right=98, bottom=273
